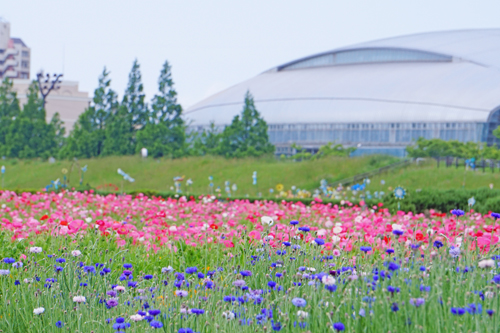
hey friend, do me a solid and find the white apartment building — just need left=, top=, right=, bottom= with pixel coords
left=0, top=18, right=30, bottom=79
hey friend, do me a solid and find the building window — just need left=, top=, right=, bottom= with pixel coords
left=22, top=51, right=29, bottom=58
left=21, top=61, right=29, bottom=68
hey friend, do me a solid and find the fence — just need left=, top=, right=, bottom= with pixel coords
left=435, top=157, right=500, bottom=172
left=328, top=159, right=411, bottom=188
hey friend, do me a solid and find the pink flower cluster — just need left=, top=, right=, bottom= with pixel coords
left=0, top=190, right=498, bottom=253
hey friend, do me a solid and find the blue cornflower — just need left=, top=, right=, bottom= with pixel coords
left=391, top=303, right=399, bottom=312
left=492, top=275, right=500, bottom=284
left=491, top=212, right=500, bottom=219
left=392, top=230, right=404, bottom=236
left=83, top=266, right=96, bottom=274
left=314, top=238, right=325, bottom=246
left=223, top=295, right=235, bottom=302
left=112, top=317, right=131, bottom=330
left=451, top=209, right=465, bottom=217
left=3, top=258, right=15, bottom=264
left=333, top=322, right=345, bottom=331
left=360, top=246, right=372, bottom=253
left=128, top=281, right=137, bottom=288
left=386, top=249, right=394, bottom=254
left=271, top=320, right=282, bottom=331
left=185, top=267, right=197, bottom=274
left=433, top=240, right=444, bottom=249
left=54, top=266, right=63, bottom=272
left=487, top=309, right=495, bottom=316
left=466, top=303, right=482, bottom=315
left=123, top=263, right=133, bottom=269
left=149, top=309, right=161, bottom=316
left=144, top=274, right=153, bottom=280
left=387, top=285, right=400, bottom=293
left=292, top=297, right=307, bottom=307
left=420, top=285, right=431, bottom=292
left=55, top=321, right=64, bottom=328
left=123, top=269, right=132, bottom=276
left=325, top=285, right=337, bottom=292
left=150, top=320, right=163, bottom=328
left=298, top=227, right=310, bottom=232
left=197, top=272, right=205, bottom=279
left=268, top=281, right=277, bottom=288
left=290, top=220, right=299, bottom=225
left=240, top=270, right=252, bottom=277
left=14, top=280, right=20, bottom=285
left=451, top=308, right=466, bottom=316
left=55, top=258, right=66, bottom=264
left=191, top=308, right=205, bottom=315
left=387, top=262, right=400, bottom=271
left=283, top=242, right=291, bottom=247
left=419, top=266, right=426, bottom=272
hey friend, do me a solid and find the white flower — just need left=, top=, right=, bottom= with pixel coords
left=321, top=275, right=336, bottom=286
left=261, top=216, right=274, bottom=226
left=332, top=235, right=341, bottom=244
left=33, top=307, right=45, bottom=315
left=222, top=310, right=235, bottom=320
left=317, top=229, right=327, bottom=236
left=354, top=216, right=363, bottom=223
left=392, top=224, right=403, bottom=231
left=85, top=217, right=92, bottom=223
left=307, top=267, right=316, bottom=272
left=73, top=296, right=86, bottom=303
left=1, top=204, right=5, bottom=209
left=485, top=291, right=495, bottom=299
left=478, top=259, right=495, bottom=268
left=161, top=266, right=174, bottom=274
left=130, top=314, right=143, bottom=321
left=29, top=247, right=42, bottom=253
left=24, top=278, right=33, bottom=283
left=333, top=226, right=342, bottom=234
left=71, top=250, right=82, bottom=257
left=297, top=310, right=309, bottom=319
left=169, top=226, right=177, bottom=232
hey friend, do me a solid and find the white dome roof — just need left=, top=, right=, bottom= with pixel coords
left=185, top=29, right=500, bottom=126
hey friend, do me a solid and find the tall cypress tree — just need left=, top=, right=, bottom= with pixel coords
left=218, top=91, right=274, bottom=157
left=136, top=60, right=185, bottom=157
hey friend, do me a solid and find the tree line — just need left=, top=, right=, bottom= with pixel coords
left=0, top=60, right=274, bottom=159
left=406, top=137, right=500, bottom=160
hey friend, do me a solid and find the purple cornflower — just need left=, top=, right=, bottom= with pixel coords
left=449, top=246, right=460, bottom=258
left=106, top=290, right=117, bottom=297
left=410, top=298, right=425, bottom=307
left=106, top=298, right=119, bottom=308
left=123, top=270, right=132, bottom=276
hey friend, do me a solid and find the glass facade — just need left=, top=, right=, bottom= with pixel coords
left=267, top=122, right=483, bottom=146
left=280, top=48, right=452, bottom=71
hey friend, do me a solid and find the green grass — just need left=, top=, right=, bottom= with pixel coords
left=367, top=159, right=500, bottom=192
left=0, top=155, right=398, bottom=194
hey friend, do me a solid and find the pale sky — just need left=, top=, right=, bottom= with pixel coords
left=2, top=0, right=500, bottom=109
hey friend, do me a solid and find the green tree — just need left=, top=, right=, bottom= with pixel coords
left=60, top=68, right=118, bottom=158
left=217, top=91, right=274, bottom=157
left=4, top=82, right=58, bottom=158
left=136, top=60, right=186, bottom=157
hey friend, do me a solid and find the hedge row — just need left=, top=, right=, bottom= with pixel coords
left=3, top=187, right=500, bottom=214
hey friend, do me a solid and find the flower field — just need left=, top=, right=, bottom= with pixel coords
left=0, top=190, right=499, bottom=332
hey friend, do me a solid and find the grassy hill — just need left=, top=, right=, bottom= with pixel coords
left=0, top=155, right=398, bottom=195
left=3, top=155, right=500, bottom=196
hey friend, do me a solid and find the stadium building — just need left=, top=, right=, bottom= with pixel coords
left=185, top=29, right=500, bottom=157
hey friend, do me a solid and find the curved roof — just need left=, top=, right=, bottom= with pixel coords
left=185, top=29, right=500, bottom=125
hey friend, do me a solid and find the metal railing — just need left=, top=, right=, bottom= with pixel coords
left=328, top=159, right=412, bottom=188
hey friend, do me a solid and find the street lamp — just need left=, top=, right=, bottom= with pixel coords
left=36, top=71, right=63, bottom=108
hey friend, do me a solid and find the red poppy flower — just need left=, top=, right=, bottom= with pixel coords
left=210, top=224, right=218, bottom=230
left=40, top=215, right=49, bottom=221
left=60, top=221, right=68, bottom=226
